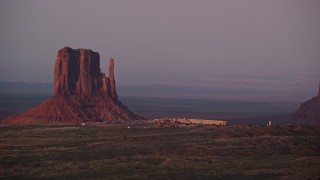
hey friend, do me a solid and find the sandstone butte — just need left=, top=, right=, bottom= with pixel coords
left=5, top=47, right=142, bottom=124
left=291, top=82, right=320, bottom=124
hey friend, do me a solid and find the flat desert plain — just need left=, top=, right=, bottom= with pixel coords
left=1, top=124, right=319, bottom=179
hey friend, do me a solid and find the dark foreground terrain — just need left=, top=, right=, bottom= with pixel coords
left=1, top=124, right=319, bottom=179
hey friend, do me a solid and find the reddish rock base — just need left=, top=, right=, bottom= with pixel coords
left=5, top=95, right=141, bottom=124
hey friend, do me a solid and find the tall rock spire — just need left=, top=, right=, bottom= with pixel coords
left=109, top=58, right=117, bottom=99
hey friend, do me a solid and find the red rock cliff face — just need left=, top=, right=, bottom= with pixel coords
left=54, top=47, right=116, bottom=98
left=5, top=47, right=141, bottom=124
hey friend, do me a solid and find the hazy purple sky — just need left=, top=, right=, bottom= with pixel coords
left=0, top=0, right=319, bottom=91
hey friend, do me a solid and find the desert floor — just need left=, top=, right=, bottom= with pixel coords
left=1, top=124, right=319, bottom=179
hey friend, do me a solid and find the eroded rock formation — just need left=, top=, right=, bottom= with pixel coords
left=5, top=47, right=141, bottom=124
left=54, top=47, right=116, bottom=98
left=292, top=82, right=320, bottom=124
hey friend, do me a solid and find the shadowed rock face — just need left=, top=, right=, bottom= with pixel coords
left=292, top=82, right=320, bottom=124
left=5, top=47, right=141, bottom=124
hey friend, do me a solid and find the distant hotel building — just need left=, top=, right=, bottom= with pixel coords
left=156, top=118, right=228, bottom=126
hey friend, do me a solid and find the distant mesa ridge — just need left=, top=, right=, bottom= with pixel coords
left=318, top=82, right=320, bottom=96
left=291, top=82, right=320, bottom=124
left=5, top=47, right=141, bottom=124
